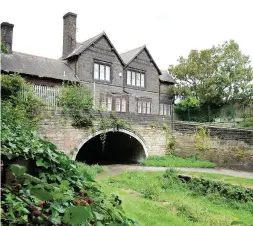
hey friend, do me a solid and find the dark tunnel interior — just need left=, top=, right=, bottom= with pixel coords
left=76, top=131, right=146, bottom=165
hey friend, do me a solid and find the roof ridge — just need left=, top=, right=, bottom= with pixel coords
left=13, top=51, right=63, bottom=62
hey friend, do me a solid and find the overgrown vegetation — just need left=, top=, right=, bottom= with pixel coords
left=162, top=123, right=176, bottom=154
left=105, top=170, right=253, bottom=225
left=182, top=172, right=253, bottom=188
left=194, top=126, right=211, bottom=151
left=1, top=74, right=138, bottom=225
left=60, top=82, right=94, bottom=128
left=140, top=155, right=216, bottom=168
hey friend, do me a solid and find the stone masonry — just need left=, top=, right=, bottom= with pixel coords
left=39, top=110, right=171, bottom=159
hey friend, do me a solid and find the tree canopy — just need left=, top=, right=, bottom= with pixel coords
left=169, top=40, right=253, bottom=108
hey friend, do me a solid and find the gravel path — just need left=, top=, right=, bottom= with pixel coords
left=101, top=164, right=253, bottom=179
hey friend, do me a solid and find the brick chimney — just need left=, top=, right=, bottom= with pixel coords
left=1, top=22, right=14, bottom=54
left=62, top=12, right=77, bottom=59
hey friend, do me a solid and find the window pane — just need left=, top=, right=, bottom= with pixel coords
left=107, top=96, right=112, bottom=111
left=147, top=102, right=151, bottom=114
left=136, top=73, right=140, bottom=87
left=164, top=104, right=167, bottom=115
left=94, top=63, right=99, bottom=79
left=116, top=98, right=120, bottom=112
left=100, top=65, right=105, bottom=80
left=159, top=104, right=163, bottom=115
left=168, top=105, right=171, bottom=116
left=142, top=101, right=146, bottom=114
left=106, top=66, right=110, bottom=81
left=127, top=71, right=131, bottom=85
left=138, top=101, right=142, bottom=113
left=121, top=99, right=126, bottom=112
left=132, top=72, right=136, bottom=86
left=141, top=74, right=145, bottom=87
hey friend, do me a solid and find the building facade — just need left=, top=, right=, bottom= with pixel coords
left=1, top=12, right=176, bottom=116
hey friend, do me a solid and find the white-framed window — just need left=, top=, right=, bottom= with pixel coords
left=106, top=66, right=110, bottom=81
left=94, top=63, right=99, bottom=79
left=94, top=62, right=110, bottom=81
left=137, top=100, right=151, bottom=114
left=160, top=104, right=172, bottom=116
left=138, top=101, right=142, bottom=113
left=147, top=102, right=151, bottom=114
left=140, top=74, right=145, bottom=87
left=127, top=71, right=131, bottom=85
left=115, top=98, right=127, bottom=112
left=107, top=96, right=112, bottom=111
left=116, top=98, right=121, bottom=112
left=127, top=70, right=145, bottom=87
left=121, top=99, right=126, bottom=112
left=136, top=73, right=140, bottom=87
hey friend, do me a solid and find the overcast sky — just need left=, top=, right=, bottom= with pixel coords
left=1, top=0, right=253, bottom=69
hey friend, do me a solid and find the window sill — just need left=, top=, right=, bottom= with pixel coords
left=94, top=79, right=111, bottom=85
left=125, top=85, right=146, bottom=91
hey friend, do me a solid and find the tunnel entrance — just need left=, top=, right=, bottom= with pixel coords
left=75, top=130, right=147, bottom=165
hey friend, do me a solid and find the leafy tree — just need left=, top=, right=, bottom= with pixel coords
left=169, top=40, right=253, bottom=108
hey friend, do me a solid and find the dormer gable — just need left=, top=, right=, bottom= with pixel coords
left=120, top=45, right=161, bottom=75
left=64, top=32, right=125, bottom=66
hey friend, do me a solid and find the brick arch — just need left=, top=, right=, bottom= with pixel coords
left=72, top=128, right=149, bottom=160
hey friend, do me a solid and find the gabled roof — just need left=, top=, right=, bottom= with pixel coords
left=1, top=51, right=77, bottom=81
left=159, top=70, right=176, bottom=84
left=65, top=32, right=125, bottom=66
left=120, top=45, right=162, bottom=75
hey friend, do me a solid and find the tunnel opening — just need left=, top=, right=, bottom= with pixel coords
left=75, top=131, right=146, bottom=165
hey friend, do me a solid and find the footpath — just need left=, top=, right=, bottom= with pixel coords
left=102, top=164, right=253, bottom=179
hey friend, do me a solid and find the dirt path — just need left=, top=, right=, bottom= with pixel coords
left=99, top=164, right=253, bottom=179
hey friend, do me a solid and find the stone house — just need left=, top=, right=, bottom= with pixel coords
left=1, top=12, right=176, bottom=115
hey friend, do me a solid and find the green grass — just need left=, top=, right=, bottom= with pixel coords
left=182, top=172, right=253, bottom=187
left=238, top=117, right=253, bottom=128
left=141, top=155, right=216, bottom=168
left=101, top=185, right=198, bottom=226
left=103, top=171, right=253, bottom=226
left=76, top=162, right=106, bottom=180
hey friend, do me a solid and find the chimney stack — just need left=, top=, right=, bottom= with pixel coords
left=62, top=12, right=77, bottom=59
left=1, top=22, right=14, bottom=54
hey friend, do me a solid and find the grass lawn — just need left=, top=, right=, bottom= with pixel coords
left=182, top=172, right=253, bottom=188
left=100, top=171, right=253, bottom=226
left=141, top=155, right=216, bottom=168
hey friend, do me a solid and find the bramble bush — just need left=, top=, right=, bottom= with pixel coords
left=1, top=75, right=138, bottom=225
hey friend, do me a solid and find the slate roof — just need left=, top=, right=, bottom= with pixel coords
left=65, top=32, right=125, bottom=66
left=120, top=46, right=144, bottom=65
left=1, top=51, right=77, bottom=81
left=120, top=45, right=162, bottom=75
left=159, top=70, right=176, bottom=84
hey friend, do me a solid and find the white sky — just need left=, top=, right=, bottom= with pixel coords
left=1, top=0, right=253, bottom=69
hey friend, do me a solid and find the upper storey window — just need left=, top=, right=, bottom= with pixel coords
left=127, top=70, right=145, bottom=87
left=94, top=63, right=110, bottom=81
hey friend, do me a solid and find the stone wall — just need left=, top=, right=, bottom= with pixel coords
left=173, top=121, right=253, bottom=171
left=174, top=121, right=253, bottom=145
left=39, top=110, right=171, bottom=159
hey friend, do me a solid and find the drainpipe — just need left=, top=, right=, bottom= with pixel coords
left=93, top=81, right=96, bottom=108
